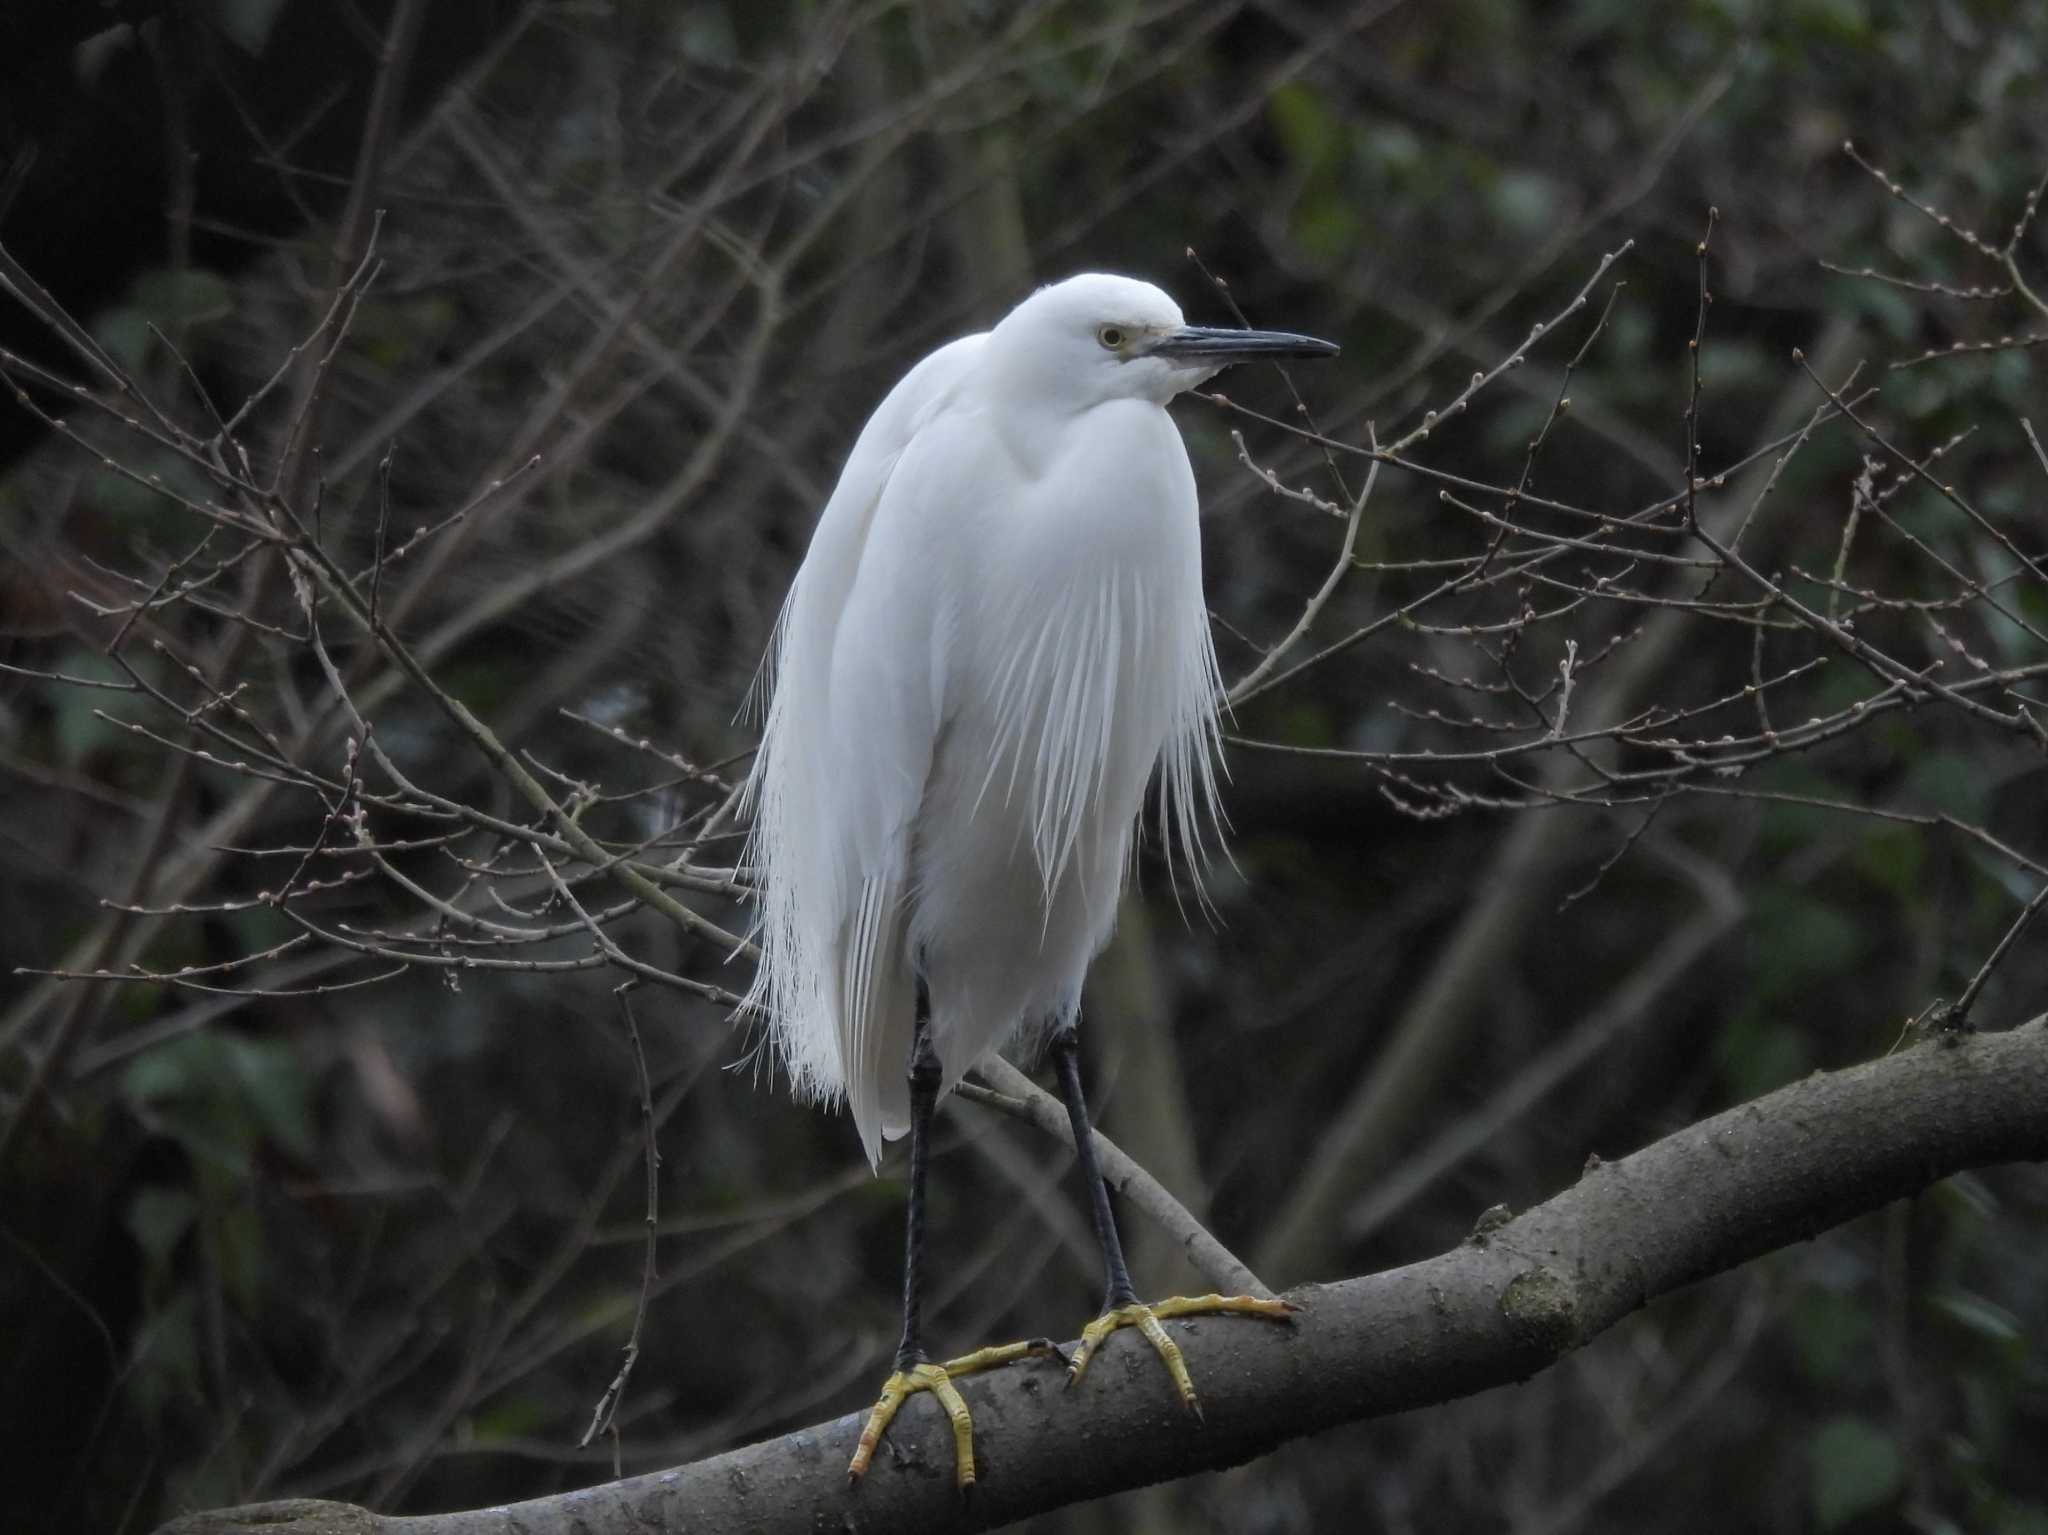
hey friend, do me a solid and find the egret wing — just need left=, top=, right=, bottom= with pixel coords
left=744, top=336, right=982, bottom=1166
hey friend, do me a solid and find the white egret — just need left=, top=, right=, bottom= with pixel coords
left=742, top=271, right=1338, bottom=1490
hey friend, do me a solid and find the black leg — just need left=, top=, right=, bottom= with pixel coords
left=1048, top=1026, right=1296, bottom=1420
left=893, top=981, right=943, bottom=1374
left=850, top=981, right=1067, bottom=1490
left=1050, top=1027, right=1140, bottom=1312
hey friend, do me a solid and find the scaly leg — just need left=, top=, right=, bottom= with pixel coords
left=848, top=996, right=1058, bottom=1490
left=1050, top=1028, right=1295, bottom=1419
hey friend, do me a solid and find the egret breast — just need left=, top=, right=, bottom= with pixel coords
left=908, top=398, right=1208, bottom=1087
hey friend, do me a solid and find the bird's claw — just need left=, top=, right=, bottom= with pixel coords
left=1065, top=1294, right=1298, bottom=1418
left=846, top=1338, right=1063, bottom=1492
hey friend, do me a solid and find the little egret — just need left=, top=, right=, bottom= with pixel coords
left=742, top=271, right=1338, bottom=1490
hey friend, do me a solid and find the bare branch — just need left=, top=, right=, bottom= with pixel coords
left=156, top=1020, right=2048, bottom=1535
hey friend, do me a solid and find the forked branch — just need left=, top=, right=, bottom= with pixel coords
left=158, top=1019, right=2048, bottom=1535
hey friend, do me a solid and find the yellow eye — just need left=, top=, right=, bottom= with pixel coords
left=1097, top=325, right=1127, bottom=350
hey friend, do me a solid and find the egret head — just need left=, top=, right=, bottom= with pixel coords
left=987, top=272, right=1338, bottom=410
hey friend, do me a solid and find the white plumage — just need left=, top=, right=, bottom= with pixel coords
left=744, top=273, right=1307, bottom=1167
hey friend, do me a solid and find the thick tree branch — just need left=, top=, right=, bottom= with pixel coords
left=158, top=1018, right=2048, bottom=1535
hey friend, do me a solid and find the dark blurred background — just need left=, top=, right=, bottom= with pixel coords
left=2, top=2, right=2045, bottom=1531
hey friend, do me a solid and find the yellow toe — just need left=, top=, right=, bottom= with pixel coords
left=846, top=1338, right=1061, bottom=1490
left=1065, top=1294, right=1298, bottom=1417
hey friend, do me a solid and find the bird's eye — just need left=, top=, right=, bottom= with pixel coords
left=1097, top=325, right=1126, bottom=350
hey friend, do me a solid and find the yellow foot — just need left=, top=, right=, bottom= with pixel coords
left=1066, top=1293, right=1298, bottom=1420
left=847, top=1338, right=1062, bottom=1490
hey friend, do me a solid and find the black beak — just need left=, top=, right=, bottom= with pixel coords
left=1151, top=325, right=1340, bottom=362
